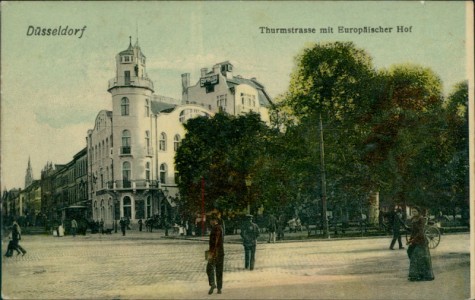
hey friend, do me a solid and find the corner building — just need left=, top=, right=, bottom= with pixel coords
left=88, top=40, right=212, bottom=228
left=88, top=40, right=272, bottom=228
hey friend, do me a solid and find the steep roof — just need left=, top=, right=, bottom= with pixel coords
left=226, top=77, right=273, bottom=107
left=151, top=100, right=177, bottom=114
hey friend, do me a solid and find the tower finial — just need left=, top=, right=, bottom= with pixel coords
left=136, top=22, right=139, bottom=45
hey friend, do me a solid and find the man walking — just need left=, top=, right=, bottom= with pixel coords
left=240, top=214, right=259, bottom=270
left=119, top=217, right=126, bottom=236
left=206, top=214, right=225, bottom=295
left=267, top=214, right=277, bottom=243
left=4, top=220, right=26, bottom=257
left=390, top=207, right=406, bottom=250
left=71, top=218, right=78, bottom=237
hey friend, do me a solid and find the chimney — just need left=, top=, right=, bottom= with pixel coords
left=200, top=68, right=208, bottom=77
left=181, top=73, right=190, bottom=95
left=213, top=64, right=220, bottom=74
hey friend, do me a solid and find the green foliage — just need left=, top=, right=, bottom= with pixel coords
left=175, top=112, right=277, bottom=215
left=175, top=42, right=468, bottom=220
left=283, top=41, right=377, bottom=124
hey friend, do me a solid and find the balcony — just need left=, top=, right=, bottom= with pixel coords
left=105, top=180, right=161, bottom=191
left=108, top=76, right=154, bottom=92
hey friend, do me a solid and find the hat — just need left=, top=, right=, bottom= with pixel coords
left=246, top=214, right=253, bottom=219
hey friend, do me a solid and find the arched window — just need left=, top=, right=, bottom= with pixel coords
left=174, top=134, right=181, bottom=151
left=145, top=162, right=150, bottom=181
left=159, top=132, right=167, bottom=151
left=122, top=161, right=131, bottom=188
left=94, top=201, right=98, bottom=220
left=121, top=97, right=129, bottom=116
left=123, top=196, right=132, bottom=219
left=160, top=163, right=167, bottom=184
left=121, top=130, right=131, bottom=155
left=100, top=199, right=105, bottom=221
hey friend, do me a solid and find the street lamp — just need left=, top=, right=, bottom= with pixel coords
left=163, top=186, right=169, bottom=236
left=245, top=175, right=252, bottom=215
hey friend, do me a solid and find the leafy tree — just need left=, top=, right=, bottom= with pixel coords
left=278, top=41, right=379, bottom=219
left=175, top=112, right=275, bottom=216
left=363, top=64, right=445, bottom=209
left=439, top=81, right=469, bottom=217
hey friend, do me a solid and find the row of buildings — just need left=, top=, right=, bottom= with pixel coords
left=2, top=38, right=273, bottom=230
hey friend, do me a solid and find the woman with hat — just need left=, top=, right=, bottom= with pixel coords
left=407, top=206, right=434, bottom=281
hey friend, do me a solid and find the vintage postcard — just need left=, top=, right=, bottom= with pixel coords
left=1, top=1, right=473, bottom=299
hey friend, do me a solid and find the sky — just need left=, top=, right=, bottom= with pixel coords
left=1, top=1, right=470, bottom=190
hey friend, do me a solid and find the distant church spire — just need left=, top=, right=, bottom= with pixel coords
left=25, top=156, right=33, bottom=188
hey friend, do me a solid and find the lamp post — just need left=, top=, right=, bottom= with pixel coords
left=163, top=186, right=169, bottom=236
left=319, top=114, right=330, bottom=239
left=245, top=175, right=252, bottom=215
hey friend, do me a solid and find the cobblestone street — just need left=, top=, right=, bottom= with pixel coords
left=1, top=231, right=470, bottom=299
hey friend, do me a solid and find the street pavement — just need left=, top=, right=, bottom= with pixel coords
left=1, top=230, right=470, bottom=300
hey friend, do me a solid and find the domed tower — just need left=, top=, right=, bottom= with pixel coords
left=107, top=37, right=155, bottom=192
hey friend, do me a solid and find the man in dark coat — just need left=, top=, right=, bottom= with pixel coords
left=207, top=214, right=224, bottom=295
left=119, top=218, right=126, bottom=236
left=390, top=207, right=406, bottom=250
left=240, top=214, right=260, bottom=270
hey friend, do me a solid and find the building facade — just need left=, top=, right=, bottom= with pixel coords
left=181, top=61, right=273, bottom=124
left=4, top=38, right=273, bottom=230
left=87, top=39, right=214, bottom=228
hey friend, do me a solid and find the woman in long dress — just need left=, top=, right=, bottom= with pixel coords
left=407, top=206, right=434, bottom=281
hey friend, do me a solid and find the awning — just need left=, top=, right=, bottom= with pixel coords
left=59, top=205, right=87, bottom=210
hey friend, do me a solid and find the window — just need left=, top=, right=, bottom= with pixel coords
left=121, top=97, right=129, bottom=116
left=159, top=132, right=167, bottom=151
left=174, top=134, right=181, bottom=151
left=145, top=131, right=151, bottom=155
left=123, top=196, right=131, bottom=219
left=145, top=99, right=150, bottom=117
left=122, top=161, right=131, bottom=188
left=206, top=85, right=214, bottom=93
left=217, top=95, right=227, bottom=112
left=145, top=162, right=150, bottom=181
left=121, top=130, right=131, bottom=154
left=160, top=163, right=167, bottom=184
left=135, top=199, right=144, bottom=220
left=100, top=199, right=105, bottom=220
